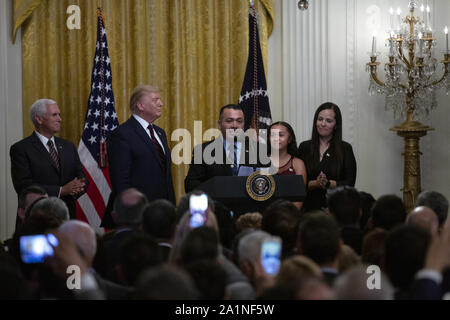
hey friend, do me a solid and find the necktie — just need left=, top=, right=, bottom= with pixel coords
left=47, top=139, right=60, bottom=170
left=232, top=142, right=239, bottom=176
left=148, top=124, right=166, bottom=165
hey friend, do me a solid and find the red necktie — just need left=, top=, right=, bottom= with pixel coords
left=148, top=124, right=166, bottom=164
left=47, top=139, right=60, bottom=170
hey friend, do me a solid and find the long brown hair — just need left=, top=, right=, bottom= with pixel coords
left=310, top=102, right=343, bottom=175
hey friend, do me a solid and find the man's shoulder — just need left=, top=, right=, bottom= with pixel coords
left=11, top=133, right=37, bottom=151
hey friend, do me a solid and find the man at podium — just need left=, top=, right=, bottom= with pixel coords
left=184, top=104, right=269, bottom=193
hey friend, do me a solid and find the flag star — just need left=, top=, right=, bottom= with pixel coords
left=245, top=91, right=251, bottom=99
left=103, top=124, right=109, bottom=131
left=106, top=70, right=111, bottom=79
left=101, top=136, right=106, bottom=143
left=102, top=42, right=107, bottom=48
left=87, top=109, right=92, bottom=117
left=104, top=111, right=110, bottom=118
left=258, top=88, right=263, bottom=96
left=88, top=136, right=97, bottom=144
left=95, top=55, right=99, bottom=64
left=94, top=109, right=101, bottom=118
left=102, top=28, right=106, bottom=36
left=112, top=112, right=118, bottom=120
left=89, top=96, right=94, bottom=104
left=96, top=96, right=102, bottom=105
left=263, top=90, right=268, bottom=97
left=239, top=95, right=244, bottom=103
left=92, top=83, right=96, bottom=90
left=91, top=122, right=99, bottom=131
left=84, top=123, right=89, bottom=129
left=96, top=42, right=100, bottom=49
left=110, top=125, right=117, bottom=131
left=97, top=83, right=102, bottom=91
left=93, top=69, right=97, bottom=77
left=105, top=84, right=112, bottom=92
left=105, top=98, right=110, bottom=106
left=106, top=57, right=110, bottom=65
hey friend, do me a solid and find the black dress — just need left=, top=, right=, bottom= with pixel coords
left=298, top=140, right=356, bottom=211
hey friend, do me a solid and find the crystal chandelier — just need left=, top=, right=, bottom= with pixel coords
left=366, top=1, right=450, bottom=121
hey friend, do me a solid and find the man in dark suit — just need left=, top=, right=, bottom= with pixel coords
left=184, top=104, right=269, bottom=193
left=10, top=99, right=87, bottom=219
left=102, top=85, right=175, bottom=228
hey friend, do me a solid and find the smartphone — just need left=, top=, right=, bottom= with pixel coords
left=189, top=194, right=208, bottom=228
left=20, top=234, right=59, bottom=264
left=261, top=237, right=282, bottom=275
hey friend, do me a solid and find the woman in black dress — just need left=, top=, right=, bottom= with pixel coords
left=298, top=102, right=356, bottom=212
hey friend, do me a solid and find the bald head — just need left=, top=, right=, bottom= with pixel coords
left=59, top=220, right=97, bottom=266
left=407, top=206, right=439, bottom=236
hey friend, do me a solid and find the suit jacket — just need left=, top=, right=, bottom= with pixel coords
left=10, top=132, right=88, bottom=219
left=104, top=116, right=175, bottom=227
left=184, top=136, right=270, bottom=193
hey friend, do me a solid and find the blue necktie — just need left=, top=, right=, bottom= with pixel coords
left=232, top=142, right=239, bottom=176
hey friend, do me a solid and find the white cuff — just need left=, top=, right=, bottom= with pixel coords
left=415, top=269, right=443, bottom=284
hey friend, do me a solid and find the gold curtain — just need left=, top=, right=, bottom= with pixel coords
left=14, top=0, right=274, bottom=202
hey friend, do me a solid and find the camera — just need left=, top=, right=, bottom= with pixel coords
left=20, top=234, right=59, bottom=264
left=261, top=237, right=282, bottom=275
left=189, top=194, right=208, bottom=228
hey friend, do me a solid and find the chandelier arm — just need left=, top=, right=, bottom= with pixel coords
left=370, top=71, right=386, bottom=87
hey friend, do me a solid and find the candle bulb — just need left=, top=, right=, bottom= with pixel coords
left=389, top=7, right=394, bottom=32
left=418, top=32, right=423, bottom=57
left=426, top=5, right=431, bottom=31
left=420, top=5, right=426, bottom=30
left=371, top=31, right=377, bottom=57
left=445, top=26, right=449, bottom=53
left=396, top=8, right=402, bottom=32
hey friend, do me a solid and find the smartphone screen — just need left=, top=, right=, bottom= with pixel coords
left=261, top=239, right=282, bottom=275
left=20, top=234, right=58, bottom=264
left=189, top=194, right=208, bottom=228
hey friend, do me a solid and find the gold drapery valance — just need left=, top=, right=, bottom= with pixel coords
left=13, top=0, right=274, bottom=202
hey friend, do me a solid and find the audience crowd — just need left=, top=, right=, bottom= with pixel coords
left=2, top=185, right=450, bottom=300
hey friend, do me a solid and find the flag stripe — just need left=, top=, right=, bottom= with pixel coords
left=81, top=165, right=107, bottom=219
left=78, top=140, right=111, bottom=204
left=77, top=193, right=104, bottom=235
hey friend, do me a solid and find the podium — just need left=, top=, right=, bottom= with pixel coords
left=196, top=175, right=306, bottom=216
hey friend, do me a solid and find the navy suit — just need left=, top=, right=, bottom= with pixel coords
left=102, top=116, right=175, bottom=228
left=10, top=132, right=88, bottom=219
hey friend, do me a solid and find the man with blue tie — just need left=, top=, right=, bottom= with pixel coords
left=185, top=104, right=265, bottom=193
left=103, top=85, right=175, bottom=228
left=10, top=99, right=88, bottom=219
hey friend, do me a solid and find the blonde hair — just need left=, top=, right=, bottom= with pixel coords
left=129, top=85, right=160, bottom=113
left=276, top=255, right=323, bottom=285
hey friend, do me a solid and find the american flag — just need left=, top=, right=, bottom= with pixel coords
left=238, top=3, right=272, bottom=131
left=76, top=9, right=119, bottom=234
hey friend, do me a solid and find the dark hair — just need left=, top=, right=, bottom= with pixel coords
left=298, top=212, right=341, bottom=265
left=269, top=121, right=299, bottom=158
left=142, top=199, right=177, bottom=240
left=219, top=104, right=244, bottom=121
left=119, top=234, right=162, bottom=286
left=416, top=191, right=449, bottom=227
left=309, top=102, right=343, bottom=176
left=327, top=186, right=361, bottom=226
left=179, top=227, right=219, bottom=266
left=262, top=199, right=301, bottom=259
left=384, top=224, right=430, bottom=291
left=184, top=260, right=227, bottom=300
left=18, top=185, right=47, bottom=209
left=213, top=201, right=235, bottom=250
left=113, top=189, right=148, bottom=227
left=361, top=228, right=388, bottom=267
left=359, top=191, right=376, bottom=230
left=371, top=195, right=406, bottom=231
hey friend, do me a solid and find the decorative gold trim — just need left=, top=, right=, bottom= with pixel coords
left=246, top=171, right=276, bottom=202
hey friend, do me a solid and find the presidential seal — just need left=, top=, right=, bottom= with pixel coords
left=246, top=171, right=276, bottom=202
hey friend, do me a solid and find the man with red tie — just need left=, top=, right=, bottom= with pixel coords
left=10, top=99, right=88, bottom=219
left=102, top=85, right=175, bottom=228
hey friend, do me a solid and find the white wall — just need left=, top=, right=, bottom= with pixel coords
left=0, top=0, right=23, bottom=241
left=268, top=0, right=450, bottom=201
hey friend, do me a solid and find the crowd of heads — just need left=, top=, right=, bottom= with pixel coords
left=2, top=184, right=450, bottom=300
